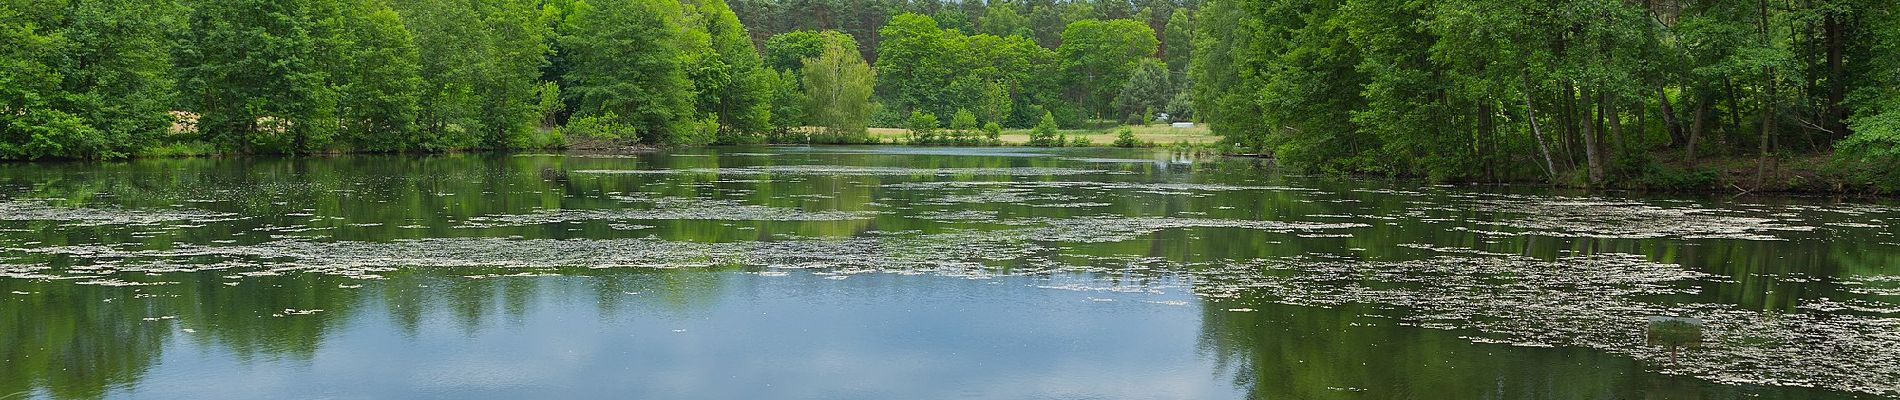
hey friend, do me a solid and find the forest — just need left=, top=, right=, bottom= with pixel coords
left=2, top=0, right=1898, bottom=190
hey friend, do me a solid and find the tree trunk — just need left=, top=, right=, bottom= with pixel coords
left=1479, top=102, right=1496, bottom=182
left=1687, top=101, right=1705, bottom=168
left=1754, top=0, right=1773, bottom=187
left=1561, top=81, right=1581, bottom=170
left=1757, top=68, right=1775, bottom=187
left=1725, top=78, right=1744, bottom=138
left=1580, top=86, right=1605, bottom=186
left=1824, top=8, right=1846, bottom=136
left=1523, top=74, right=1557, bottom=182
left=1657, top=86, right=1683, bottom=145
left=1606, top=92, right=1623, bottom=157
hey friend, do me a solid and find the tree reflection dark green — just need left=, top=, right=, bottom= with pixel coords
left=0, top=148, right=1892, bottom=399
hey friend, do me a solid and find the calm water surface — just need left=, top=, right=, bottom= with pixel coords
left=1, top=146, right=1896, bottom=399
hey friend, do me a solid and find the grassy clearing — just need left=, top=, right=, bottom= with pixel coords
left=867, top=124, right=1219, bottom=146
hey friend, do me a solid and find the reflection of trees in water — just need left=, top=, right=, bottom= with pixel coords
left=1190, top=299, right=1844, bottom=399
left=0, top=265, right=736, bottom=399
left=1, top=151, right=1893, bottom=399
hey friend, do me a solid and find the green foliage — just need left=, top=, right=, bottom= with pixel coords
left=763, top=69, right=805, bottom=142
left=335, top=4, right=425, bottom=152
left=1, top=0, right=177, bottom=160
left=1028, top=111, right=1061, bottom=147
left=1059, top=19, right=1158, bottom=118
left=763, top=30, right=859, bottom=73
left=977, top=6, right=1029, bottom=37
left=875, top=14, right=956, bottom=118
left=1113, top=58, right=1172, bottom=119
left=906, top=110, right=941, bottom=144
left=5, top=0, right=1898, bottom=187
left=562, top=0, right=696, bottom=144
left=949, top=108, right=980, bottom=145
left=1162, top=9, right=1192, bottom=79
left=177, top=0, right=325, bottom=153
left=1836, top=3, right=1900, bottom=190
left=1113, top=128, right=1139, bottom=147
left=802, top=38, right=876, bottom=143
left=982, top=121, right=1003, bottom=145
left=394, top=0, right=548, bottom=150
left=562, top=112, right=636, bottom=141
left=1183, top=0, right=1899, bottom=186
left=687, top=0, right=774, bottom=143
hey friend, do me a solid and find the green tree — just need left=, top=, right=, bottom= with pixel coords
left=802, top=38, right=876, bottom=142
left=1, top=0, right=178, bottom=159
left=562, top=0, right=700, bottom=144
left=1113, top=127, right=1139, bottom=147
left=176, top=0, right=324, bottom=153
left=1162, top=8, right=1192, bottom=79
left=469, top=0, right=550, bottom=148
left=1837, top=1, right=1900, bottom=188
left=1028, top=110, right=1060, bottom=146
left=763, top=30, right=860, bottom=73
left=977, top=5, right=1029, bottom=37
left=906, top=110, right=940, bottom=144
left=687, top=0, right=774, bottom=143
left=335, top=4, right=424, bottom=151
left=982, top=121, right=1002, bottom=145
left=1058, top=19, right=1158, bottom=118
left=764, top=69, right=806, bottom=141
left=394, top=0, right=484, bottom=149
left=1113, top=58, right=1171, bottom=119
left=949, top=108, right=979, bottom=144
left=875, top=13, right=955, bottom=118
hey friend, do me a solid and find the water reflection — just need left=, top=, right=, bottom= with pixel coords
left=0, top=147, right=1894, bottom=399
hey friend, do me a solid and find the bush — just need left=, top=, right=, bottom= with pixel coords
left=1028, top=111, right=1061, bottom=147
left=982, top=121, right=1003, bottom=145
left=512, top=127, right=567, bottom=149
left=564, top=112, right=637, bottom=141
left=1112, top=128, right=1139, bottom=148
left=950, top=109, right=981, bottom=145
left=907, top=110, right=941, bottom=145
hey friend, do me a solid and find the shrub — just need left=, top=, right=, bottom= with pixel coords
left=907, top=110, right=940, bottom=145
left=1112, top=128, right=1139, bottom=148
left=1028, top=111, right=1060, bottom=147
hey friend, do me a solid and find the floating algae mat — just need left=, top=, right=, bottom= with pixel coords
left=1, top=147, right=1896, bottom=399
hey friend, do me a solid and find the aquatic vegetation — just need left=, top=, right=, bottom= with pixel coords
left=1426, top=194, right=1822, bottom=240
left=0, top=198, right=240, bottom=227
left=4, top=151, right=1900, bottom=397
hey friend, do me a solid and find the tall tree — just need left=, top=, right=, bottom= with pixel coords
left=1, top=0, right=178, bottom=159
left=177, top=0, right=326, bottom=153
left=802, top=37, right=876, bottom=142
left=562, top=0, right=701, bottom=144
left=1162, top=8, right=1192, bottom=79
left=1113, top=58, right=1171, bottom=119
left=334, top=2, right=424, bottom=151
left=874, top=13, right=955, bottom=118
left=687, top=0, right=775, bottom=142
left=1058, top=19, right=1158, bottom=118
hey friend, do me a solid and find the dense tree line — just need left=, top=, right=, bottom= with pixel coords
left=1191, top=0, right=1900, bottom=188
left=12, top=0, right=1898, bottom=192
left=2, top=0, right=1200, bottom=159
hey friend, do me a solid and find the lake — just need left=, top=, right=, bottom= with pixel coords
left=1, top=146, right=1895, bottom=399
